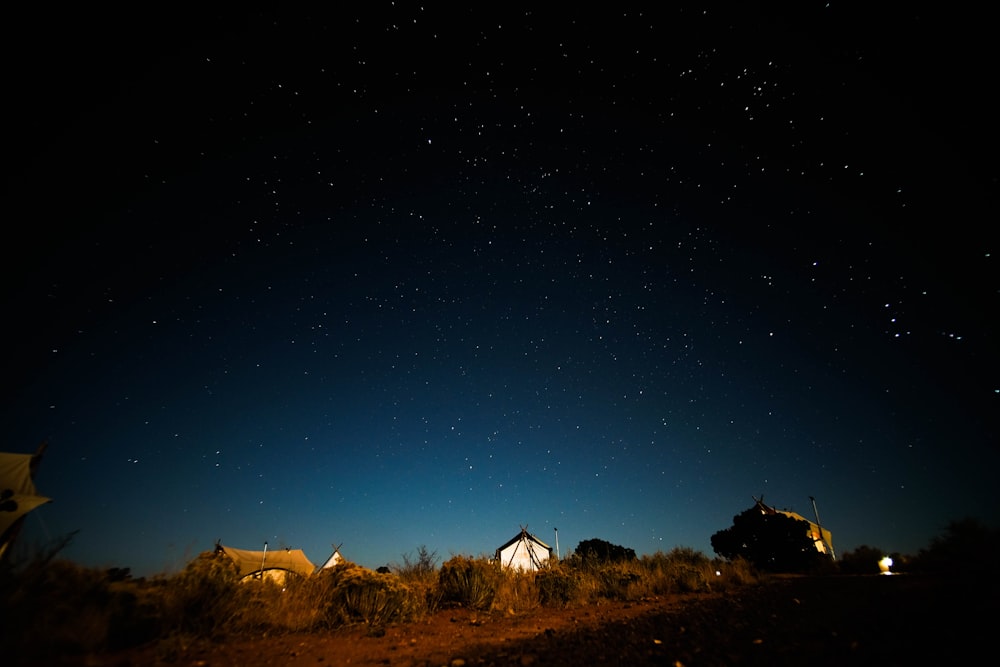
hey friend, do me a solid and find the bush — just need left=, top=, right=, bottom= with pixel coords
left=396, top=545, right=439, bottom=580
left=438, top=556, right=499, bottom=610
left=323, top=563, right=419, bottom=628
left=394, top=545, right=442, bottom=614
left=241, top=572, right=332, bottom=633
left=492, top=567, right=541, bottom=613
left=558, top=547, right=720, bottom=601
left=595, top=562, right=644, bottom=599
left=0, top=556, right=162, bottom=665
left=913, top=517, right=1000, bottom=577
left=714, top=556, right=759, bottom=588
left=536, top=564, right=582, bottom=606
left=158, top=549, right=246, bottom=639
left=638, top=548, right=714, bottom=594
left=838, top=545, right=888, bottom=575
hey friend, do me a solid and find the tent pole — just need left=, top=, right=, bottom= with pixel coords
left=260, top=541, right=268, bottom=579
left=809, top=496, right=835, bottom=560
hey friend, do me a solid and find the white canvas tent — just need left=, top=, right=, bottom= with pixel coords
left=316, top=544, right=345, bottom=572
left=1, top=444, right=51, bottom=561
left=495, top=526, right=552, bottom=571
left=216, top=543, right=316, bottom=584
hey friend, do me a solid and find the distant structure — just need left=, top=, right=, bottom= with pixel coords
left=753, top=495, right=835, bottom=559
left=215, top=542, right=316, bottom=584
left=0, top=443, right=52, bottom=561
left=495, top=526, right=552, bottom=571
left=315, top=543, right=346, bottom=572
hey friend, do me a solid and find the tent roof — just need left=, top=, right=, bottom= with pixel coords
left=495, top=527, right=552, bottom=570
left=217, top=544, right=316, bottom=578
left=496, top=527, right=551, bottom=552
left=754, top=498, right=826, bottom=530
left=1, top=448, right=52, bottom=559
left=317, top=548, right=344, bottom=571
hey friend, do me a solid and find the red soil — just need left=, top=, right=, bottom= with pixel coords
left=65, top=574, right=990, bottom=666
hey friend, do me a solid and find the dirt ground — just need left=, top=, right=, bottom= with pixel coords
left=72, top=574, right=990, bottom=666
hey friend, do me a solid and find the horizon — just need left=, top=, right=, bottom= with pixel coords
left=10, top=471, right=969, bottom=577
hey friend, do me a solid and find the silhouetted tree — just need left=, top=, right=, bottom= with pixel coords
left=838, top=545, right=886, bottom=574
left=712, top=506, right=828, bottom=573
left=398, top=544, right=439, bottom=576
left=575, top=538, right=636, bottom=564
left=914, top=517, right=1000, bottom=576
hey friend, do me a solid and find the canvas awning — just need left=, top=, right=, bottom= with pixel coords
left=1, top=448, right=52, bottom=559
left=217, top=544, right=316, bottom=579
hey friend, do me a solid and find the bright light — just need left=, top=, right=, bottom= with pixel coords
left=878, top=556, right=893, bottom=575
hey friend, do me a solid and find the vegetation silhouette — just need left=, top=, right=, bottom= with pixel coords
left=913, top=517, right=1000, bottom=579
left=837, top=544, right=890, bottom=574
left=711, top=506, right=832, bottom=573
left=3, top=516, right=997, bottom=665
left=574, top=537, right=636, bottom=564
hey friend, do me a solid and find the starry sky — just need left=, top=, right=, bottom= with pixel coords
left=4, top=6, right=997, bottom=576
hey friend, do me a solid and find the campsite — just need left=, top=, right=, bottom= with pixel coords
left=4, top=561, right=989, bottom=666
left=3, top=447, right=995, bottom=664
left=3, top=529, right=994, bottom=666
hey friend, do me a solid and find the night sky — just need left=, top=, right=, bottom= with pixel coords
left=4, top=6, right=997, bottom=577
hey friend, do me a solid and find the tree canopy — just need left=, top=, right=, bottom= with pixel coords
left=711, top=506, right=829, bottom=573
left=574, top=538, right=636, bottom=563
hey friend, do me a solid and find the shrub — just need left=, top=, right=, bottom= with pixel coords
left=240, top=573, right=330, bottom=633
left=660, top=547, right=714, bottom=593
left=914, top=517, right=1000, bottom=578
left=714, top=556, right=759, bottom=588
left=157, top=549, right=246, bottom=639
left=536, top=564, right=582, bottom=606
left=0, top=553, right=163, bottom=665
left=595, top=562, right=644, bottom=600
left=637, top=550, right=689, bottom=595
left=838, top=545, right=888, bottom=575
left=396, top=545, right=439, bottom=580
left=438, top=556, right=498, bottom=610
left=492, top=567, right=540, bottom=613
left=319, top=561, right=421, bottom=629
left=394, top=545, right=442, bottom=614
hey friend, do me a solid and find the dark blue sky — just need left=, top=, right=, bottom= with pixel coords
left=4, top=6, right=997, bottom=576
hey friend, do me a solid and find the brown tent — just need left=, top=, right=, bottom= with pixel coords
left=0, top=443, right=51, bottom=560
left=215, top=543, right=316, bottom=583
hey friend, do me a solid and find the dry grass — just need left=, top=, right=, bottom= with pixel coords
left=1, top=544, right=760, bottom=665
